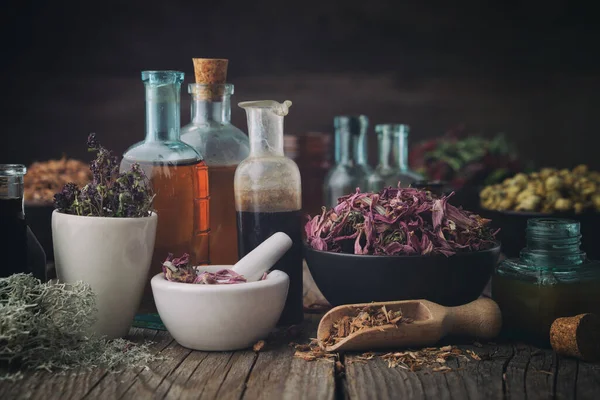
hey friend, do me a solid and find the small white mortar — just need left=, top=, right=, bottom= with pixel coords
left=151, top=267, right=289, bottom=351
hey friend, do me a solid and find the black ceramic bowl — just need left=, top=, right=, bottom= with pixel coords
left=478, top=208, right=600, bottom=260
left=25, top=201, right=55, bottom=261
left=304, top=243, right=501, bottom=307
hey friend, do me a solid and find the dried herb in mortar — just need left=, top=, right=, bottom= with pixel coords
left=162, top=253, right=266, bottom=284
left=0, top=274, right=162, bottom=380
left=306, top=186, right=497, bottom=256
left=321, top=305, right=413, bottom=347
left=54, top=133, right=154, bottom=218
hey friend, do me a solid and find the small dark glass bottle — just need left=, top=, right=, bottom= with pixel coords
left=0, top=164, right=46, bottom=281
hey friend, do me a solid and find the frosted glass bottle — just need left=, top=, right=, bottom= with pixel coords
left=181, top=83, right=249, bottom=264
left=234, top=100, right=303, bottom=326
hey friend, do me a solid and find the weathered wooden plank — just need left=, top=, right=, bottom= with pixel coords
left=457, top=344, right=513, bottom=400
left=343, top=343, right=508, bottom=400
left=345, top=356, right=426, bottom=400
left=156, top=350, right=257, bottom=400
left=525, top=348, right=557, bottom=400
left=242, top=315, right=335, bottom=400
left=117, top=337, right=193, bottom=399
left=0, top=328, right=161, bottom=400
left=85, top=329, right=174, bottom=399
left=555, top=356, right=578, bottom=400
left=503, top=344, right=532, bottom=400
left=575, top=361, right=600, bottom=400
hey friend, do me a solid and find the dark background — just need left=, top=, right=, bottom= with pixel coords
left=1, top=0, right=599, bottom=169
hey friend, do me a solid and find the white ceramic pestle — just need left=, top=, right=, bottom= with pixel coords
left=231, top=232, right=292, bottom=282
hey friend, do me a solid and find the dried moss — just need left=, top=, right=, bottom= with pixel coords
left=0, top=274, right=162, bottom=380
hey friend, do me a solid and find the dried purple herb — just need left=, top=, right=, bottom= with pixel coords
left=54, top=133, right=154, bottom=218
left=306, top=185, right=497, bottom=256
left=162, top=253, right=267, bottom=284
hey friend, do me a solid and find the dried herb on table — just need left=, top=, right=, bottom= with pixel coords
left=354, top=345, right=475, bottom=372
left=292, top=339, right=337, bottom=362
left=321, top=305, right=413, bottom=347
left=0, top=274, right=162, bottom=380
left=53, top=133, right=154, bottom=218
left=305, top=186, right=497, bottom=256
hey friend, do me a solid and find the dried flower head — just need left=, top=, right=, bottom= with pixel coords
left=53, top=133, right=154, bottom=217
left=162, top=253, right=259, bottom=284
left=306, top=185, right=497, bottom=256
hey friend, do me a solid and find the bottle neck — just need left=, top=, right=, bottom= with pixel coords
left=191, top=96, right=231, bottom=124
left=0, top=168, right=25, bottom=218
left=377, top=131, right=394, bottom=168
left=335, top=130, right=352, bottom=164
left=395, top=132, right=409, bottom=171
left=519, top=219, right=587, bottom=267
left=247, top=108, right=284, bottom=157
left=144, top=81, right=182, bottom=142
left=353, top=132, right=368, bottom=165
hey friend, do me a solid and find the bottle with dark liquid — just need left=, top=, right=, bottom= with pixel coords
left=120, top=71, right=208, bottom=316
left=234, top=100, right=303, bottom=326
left=0, top=164, right=46, bottom=280
left=181, top=59, right=249, bottom=265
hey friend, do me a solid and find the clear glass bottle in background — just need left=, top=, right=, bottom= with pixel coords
left=368, top=124, right=423, bottom=192
left=120, top=70, right=209, bottom=314
left=284, top=132, right=331, bottom=217
left=0, top=164, right=46, bottom=281
left=234, top=100, right=303, bottom=326
left=181, top=83, right=249, bottom=265
left=492, top=218, right=600, bottom=346
left=323, top=115, right=372, bottom=207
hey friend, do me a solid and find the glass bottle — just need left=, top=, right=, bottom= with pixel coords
left=181, top=83, right=249, bottom=265
left=234, top=100, right=303, bottom=326
left=368, top=124, right=423, bottom=192
left=0, top=164, right=46, bottom=281
left=323, top=115, right=372, bottom=207
left=120, top=71, right=208, bottom=314
left=492, top=218, right=600, bottom=346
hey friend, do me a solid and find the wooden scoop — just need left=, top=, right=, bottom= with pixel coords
left=317, top=298, right=502, bottom=352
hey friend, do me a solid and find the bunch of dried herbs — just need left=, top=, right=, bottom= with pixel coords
left=54, top=133, right=154, bottom=218
left=321, top=305, right=413, bottom=346
left=306, top=186, right=497, bottom=256
left=0, top=274, right=161, bottom=380
left=162, top=253, right=265, bottom=284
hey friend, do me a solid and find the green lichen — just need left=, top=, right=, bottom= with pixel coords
left=0, top=274, right=162, bottom=380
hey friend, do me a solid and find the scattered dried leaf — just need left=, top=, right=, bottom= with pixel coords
left=253, top=340, right=265, bottom=352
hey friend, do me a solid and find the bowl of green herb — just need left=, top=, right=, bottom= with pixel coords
left=304, top=187, right=501, bottom=307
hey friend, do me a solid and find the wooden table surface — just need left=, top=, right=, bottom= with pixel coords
left=1, top=314, right=599, bottom=400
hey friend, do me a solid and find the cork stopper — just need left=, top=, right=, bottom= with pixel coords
left=192, top=58, right=228, bottom=100
left=550, top=313, right=600, bottom=361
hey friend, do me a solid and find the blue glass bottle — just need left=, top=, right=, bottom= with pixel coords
left=492, top=218, right=600, bottom=346
left=368, top=124, right=422, bottom=191
left=323, top=115, right=372, bottom=207
left=120, top=71, right=208, bottom=316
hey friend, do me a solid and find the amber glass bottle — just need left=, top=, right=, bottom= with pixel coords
left=121, top=71, right=208, bottom=315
